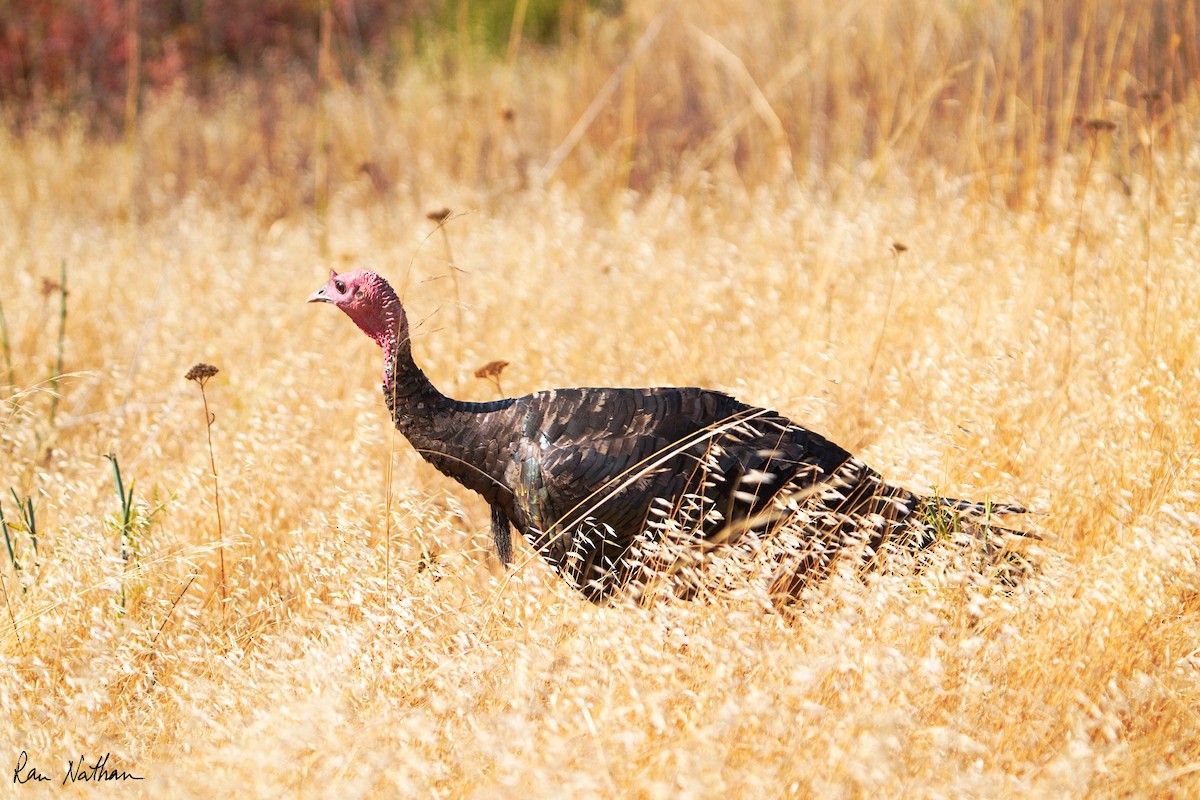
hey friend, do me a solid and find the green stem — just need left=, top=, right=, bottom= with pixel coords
left=1, top=503, right=19, bottom=573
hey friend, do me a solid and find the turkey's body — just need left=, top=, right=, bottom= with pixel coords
left=386, top=353, right=955, bottom=602
left=310, top=269, right=1026, bottom=603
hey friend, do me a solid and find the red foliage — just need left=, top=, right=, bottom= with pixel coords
left=0, top=0, right=425, bottom=129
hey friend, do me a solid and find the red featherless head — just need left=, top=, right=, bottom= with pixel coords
left=308, top=269, right=405, bottom=353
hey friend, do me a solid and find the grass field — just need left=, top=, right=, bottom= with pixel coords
left=2, top=1, right=1200, bottom=796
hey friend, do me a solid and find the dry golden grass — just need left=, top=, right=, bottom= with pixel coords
left=2, top=1, right=1200, bottom=796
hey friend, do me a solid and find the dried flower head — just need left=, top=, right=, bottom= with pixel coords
left=1084, top=118, right=1117, bottom=134
left=891, top=242, right=909, bottom=255
left=1140, top=88, right=1165, bottom=105
left=426, top=208, right=452, bottom=224
left=474, top=360, right=509, bottom=381
left=41, top=278, right=62, bottom=298
left=474, top=360, right=509, bottom=396
left=185, top=363, right=219, bottom=386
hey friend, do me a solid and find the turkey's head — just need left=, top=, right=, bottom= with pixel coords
left=308, top=269, right=406, bottom=352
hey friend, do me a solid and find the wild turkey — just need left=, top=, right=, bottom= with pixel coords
left=309, top=269, right=1028, bottom=603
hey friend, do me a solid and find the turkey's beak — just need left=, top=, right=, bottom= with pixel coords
left=307, top=287, right=332, bottom=304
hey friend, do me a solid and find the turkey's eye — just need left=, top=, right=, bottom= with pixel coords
left=334, top=280, right=346, bottom=294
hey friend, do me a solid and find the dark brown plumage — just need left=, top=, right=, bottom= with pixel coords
left=310, top=269, right=1028, bottom=603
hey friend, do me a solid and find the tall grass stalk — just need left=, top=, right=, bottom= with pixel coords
left=150, top=573, right=195, bottom=647
left=426, top=208, right=463, bottom=369
left=185, top=363, right=226, bottom=604
left=47, top=259, right=67, bottom=428
left=315, top=0, right=333, bottom=257
left=0, top=570, right=18, bottom=651
left=505, top=0, right=530, bottom=66
left=1064, top=118, right=1114, bottom=381
left=0, top=500, right=19, bottom=575
left=123, top=0, right=140, bottom=216
left=383, top=344, right=405, bottom=598
left=456, top=0, right=471, bottom=97
left=0, top=496, right=27, bottom=645
left=0, top=295, right=14, bottom=391
left=384, top=428, right=396, bottom=598
left=866, top=242, right=907, bottom=396
left=9, top=491, right=37, bottom=571
left=1, top=491, right=38, bottom=605
left=1141, top=89, right=1164, bottom=335
left=107, top=453, right=137, bottom=611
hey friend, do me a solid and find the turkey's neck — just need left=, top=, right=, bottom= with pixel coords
left=383, top=333, right=447, bottom=410
left=383, top=333, right=514, bottom=506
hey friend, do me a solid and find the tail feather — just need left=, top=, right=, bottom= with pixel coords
left=935, top=496, right=1027, bottom=517
left=926, top=495, right=1040, bottom=539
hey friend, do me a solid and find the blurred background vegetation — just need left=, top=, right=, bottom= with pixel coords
left=0, top=0, right=1196, bottom=211
left=0, top=0, right=616, bottom=127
